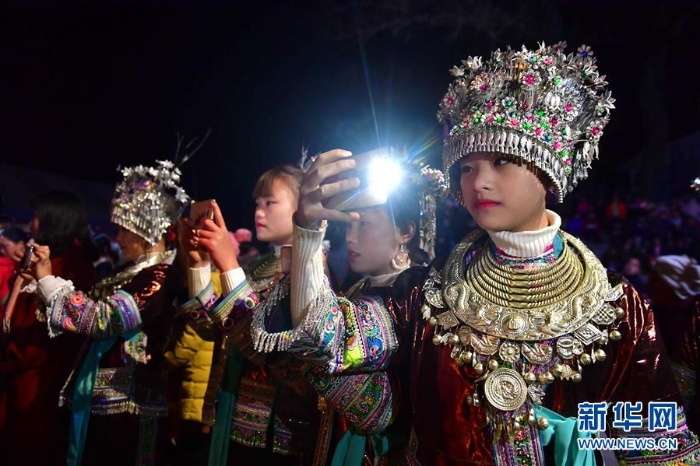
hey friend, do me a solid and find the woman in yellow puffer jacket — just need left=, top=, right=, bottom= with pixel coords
left=164, top=260, right=224, bottom=466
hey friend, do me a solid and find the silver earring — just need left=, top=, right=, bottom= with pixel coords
left=390, top=244, right=410, bottom=271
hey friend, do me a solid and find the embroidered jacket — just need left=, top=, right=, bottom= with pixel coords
left=38, top=251, right=180, bottom=416
left=186, top=254, right=325, bottom=462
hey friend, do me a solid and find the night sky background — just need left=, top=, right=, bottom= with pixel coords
left=3, top=1, right=700, bottom=232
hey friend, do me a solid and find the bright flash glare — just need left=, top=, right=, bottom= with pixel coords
left=692, top=177, right=700, bottom=192
left=368, top=157, right=403, bottom=198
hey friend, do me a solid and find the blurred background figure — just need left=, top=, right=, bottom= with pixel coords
left=647, top=254, right=700, bottom=431
left=0, top=227, right=29, bottom=308
left=92, top=233, right=116, bottom=280
left=0, top=190, right=98, bottom=466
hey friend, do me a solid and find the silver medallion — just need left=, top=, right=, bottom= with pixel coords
left=424, top=289, right=445, bottom=308
left=606, top=283, right=624, bottom=302
left=436, top=311, right=460, bottom=329
left=556, top=335, right=584, bottom=358
left=484, top=368, right=528, bottom=412
left=498, top=341, right=521, bottom=363
left=502, top=314, right=529, bottom=337
left=527, top=384, right=546, bottom=405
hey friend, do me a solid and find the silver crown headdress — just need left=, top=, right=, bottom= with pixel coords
left=110, top=131, right=209, bottom=245
left=437, top=42, right=615, bottom=202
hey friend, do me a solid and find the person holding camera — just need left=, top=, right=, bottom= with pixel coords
left=25, top=163, right=186, bottom=466
left=181, top=164, right=330, bottom=465
left=0, top=192, right=98, bottom=466
left=185, top=148, right=445, bottom=464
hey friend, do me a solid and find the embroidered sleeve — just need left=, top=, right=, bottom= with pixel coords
left=44, top=286, right=142, bottom=339
left=207, top=279, right=260, bottom=332
left=39, top=265, right=174, bottom=339
left=253, top=282, right=398, bottom=375
left=180, top=281, right=218, bottom=317
left=306, top=367, right=396, bottom=434
left=612, top=406, right=700, bottom=465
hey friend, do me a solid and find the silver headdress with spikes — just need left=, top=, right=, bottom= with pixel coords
left=110, top=131, right=210, bottom=245
left=437, top=42, right=615, bottom=202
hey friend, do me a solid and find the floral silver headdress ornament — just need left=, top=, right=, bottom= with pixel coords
left=692, top=176, right=700, bottom=192
left=110, top=130, right=210, bottom=245
left=412, top=165, right=448, bottom=261
left=438, top=41, right=615, bottom=202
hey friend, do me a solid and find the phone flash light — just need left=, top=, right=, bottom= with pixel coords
left=367, top=157, right=403, bottom=199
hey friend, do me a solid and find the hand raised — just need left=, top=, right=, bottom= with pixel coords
left=178, top=219, right=210, bottom=268
left=296, top=149, right=361, bottom=229
left=196, top=200, right=240, bottom=273
left=29, top=244, right=52, bottom=280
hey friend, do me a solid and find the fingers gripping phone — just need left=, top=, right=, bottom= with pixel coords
left=323, top=148, right=402, bottom=211
left=189, top=200, right=215, bottom=226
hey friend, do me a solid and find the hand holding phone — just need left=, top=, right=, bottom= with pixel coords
left=189, top=200, right=215, bottom=226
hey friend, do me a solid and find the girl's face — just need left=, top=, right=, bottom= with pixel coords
left=460, top=152, right=548, bottom=232
left=116, top=226, right=148, bottom=263
left=0, top=237, right=26, bottom=263
left=345, top=206, right=402, bottom=276
left=254, top=178, right=296, bottom=246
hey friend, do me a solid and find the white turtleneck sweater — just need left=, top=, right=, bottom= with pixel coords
left=486, top=210, right=561, bottom=258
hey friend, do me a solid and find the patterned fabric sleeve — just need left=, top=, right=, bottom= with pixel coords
left=38, top=264, right=174, bottom=339
left=180, top=281, right=218, bottom=323
left=206, top=279, right=260, bottom=332
left=44, top=285, right=142, bottom=339
left=285, top=287, right=400, bottom=375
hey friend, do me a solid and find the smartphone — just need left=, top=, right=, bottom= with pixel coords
left=323, top=148, right=401, bottom=211
left=189, top=199, right=215, bottom=225
left=21, top=245, right=35, bottom=269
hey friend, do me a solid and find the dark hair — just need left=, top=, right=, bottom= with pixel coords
left=30, top=191, right=99, bottom=260
left=252, top=165, right=304, bottom=205
left=0, top=226, right=29, bottom=244
left=386, top=175, right=430, bottom=266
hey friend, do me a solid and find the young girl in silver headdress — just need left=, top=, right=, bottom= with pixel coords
left=28, top=161, right=187, bottom=466
left=406, top=41, right=700, bottom=465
